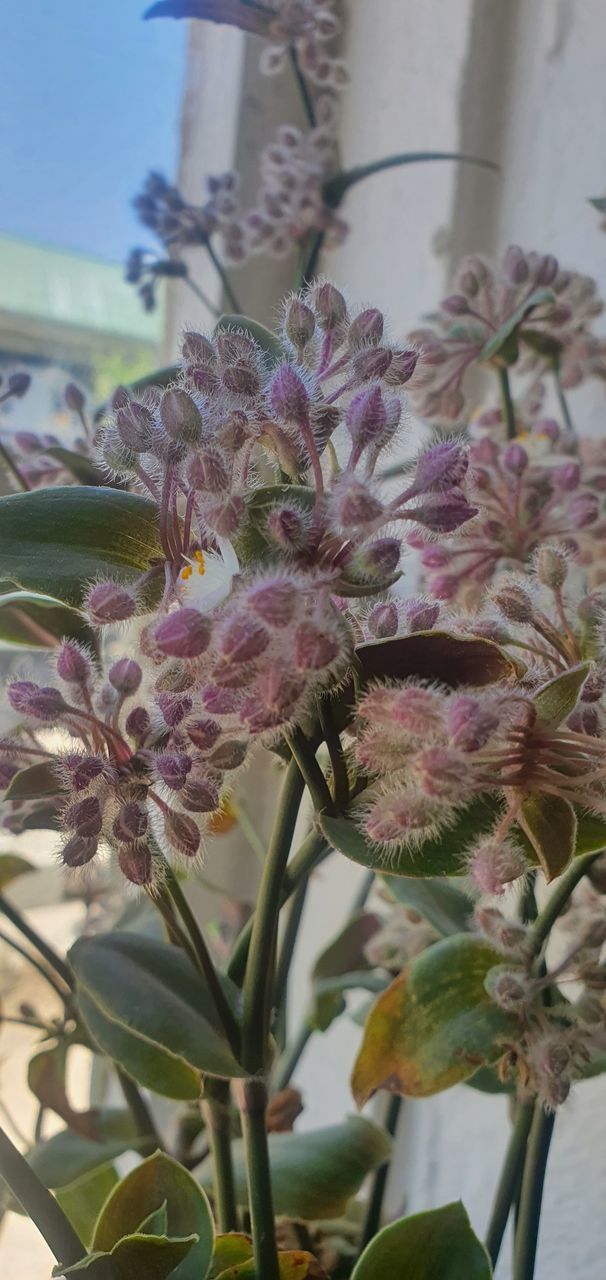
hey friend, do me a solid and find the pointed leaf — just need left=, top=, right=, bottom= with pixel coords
left=215, top=315, right=284, bottom=366
left=351, top=935, right=515, bottom=1106
left=77, top=990, right=202, bottom=1101
left=0, top=487, right=163, bottom=607
left=518, top=793, right=577, bottom=881
left=356, top=631, right=519, bottom=687
left=0, top=852, right=35, bottom=891
left=321, top=797, right=502, bottom=877
left=351, top=1201, right=492, bottom=1279
left=28, top=1129, right=141, bottom=1190
left=480, top=288, right=556, bottom=363
left=197, top=1117, right=391, bottom=1220
left=56, top=1233, right=197, bottom=1279
left=70, top=932, right=246, bottom=1089
left=56, top=1164, right=119, bottom=1249
left=0, top=591, right=95, bottom=648
left=532, top=663, right=589, bottom=729
left=574, top=809, right=606, bottom=855
left=383, top=875, right=473, bottom=936
left=138, top=1201, right=169, bottom=1236
left=210, top=1235, right=253, bottom=1277
left=45, top=447, right=107, bottom=487
left=4, top=762, right=63, bottom=802
left=93, top=1151, right=214, bottom=1280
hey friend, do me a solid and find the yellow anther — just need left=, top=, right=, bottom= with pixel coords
left=194, top=550, right=206, bottom=576
left=181, top=565, right=193, bottom=581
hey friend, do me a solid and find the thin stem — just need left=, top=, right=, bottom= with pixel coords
left=235, top=1079, right=280, bottom=1280
left=297, top=229, right=325, bottom=289
left=497, top=365, right=517, bottom=440
left=512, top=1106, right=556, bottom=1280
left=273, top=1019, right=313, bottom=1092
left=0, top=894, right=73, bottom=990
left=289, top=47, right=316, bottom=127
left=206, top=241, right=242, bottom=313
left=231, top=798, right=267, bottom=865
left=359, top=1094, right=402, bottom=1252
left=319, top=700, right=349, bottom=809
left=0, top=439, right=30, bottom=491
left=0, top=1123, right=87, bottom=1270
left=162, top=866, right=242, bottom=1061
left=528, top=852, right=600, bottom=955
left=184, top=272, right=222, bottom=319
left=273, top=873, right=309, bottom=1020
left=289, top=728, right=335, bottom=816
left=117, top=1070, right=162, bottom=1157
left=228, top=829, right=330, bottom=986
left=203, top=1078, right=238, bottom=1233
left=485, top=1101, right=534, bottom=1268
left=350, top=869, right=376, bottom=915
left=0, top=929, right=72, bottom=1007
left=241, top=759, right=305, bottom=1075
left=552, top=360, right=575, bottom=434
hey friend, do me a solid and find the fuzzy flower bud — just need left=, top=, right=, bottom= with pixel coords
left=56, top=642, right=91, bottom=685
left=62, top=835, right=98, bottom=868
left=312, top=282, right=347, bottom=331
left=346, top=386, right=388, bottom=452
left=367, top=601, right=399, bottom=639
left=186, top=718, right=221, bottom=751
left=125, top=706, right=151, bottom=742
left=332, top=476, right=384, bottom=528
left=491, top=583, right=534, bottom=623
left=265, top=504, right=309, bottom=550
left=65, top=796, right=103, bottom=838
left=163, top=809, right=201, bottom=858
left=535, top=546, right=568, bottom=591
left=218, top=613, right=270, bottom=664
left=270, top=363, right=310, bottom=422
left=502, top=443, right=528, bottom=476
left=447, top=695, right=499, bottom=752
left=294, top=621, right=340, bottom=671
left=403, top=598, right=440, bottom=632
left=113, top=802, right=148, bottom=843
left=467, top=837, right=528, bottom=895
left=160, top=388, right=204, bottom=444
left=8, top=681, right=66, bottom=721
left=109, top=658, right=142, bottom=696
left=285, top=298, right=316, bottom=351
left=246, top=577, right=297, bottom=628
left=156, top=691, right=193, bottom=727
left=348, top=308, right=384, bottom=348
left=86, top=582, right=137, bottom=626
left=154, top=608, right=212, bottom=659
left=115, top=399, right=156, bottom=452
left=356, top=538, right=402, bottom=577
left=410, top=441, right=469, bottom=496
left=181, top=776, right=220, bottom=813
left=187, top=449, right=229, bottom=493
left=411, top=492, right=477, bottom=533
left=118, top=844, right=153, bottom=886
left=156, top=752, right=192, bottom=791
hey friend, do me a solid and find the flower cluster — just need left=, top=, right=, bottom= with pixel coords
left=407, top=246, right=606, bottom=423
left=354, top=668, right=606, bottom=894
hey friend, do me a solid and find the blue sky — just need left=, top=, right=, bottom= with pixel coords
left=1, top=0, right=186, bottom=262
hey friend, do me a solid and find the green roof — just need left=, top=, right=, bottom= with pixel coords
left=0, top=234, right=161, bottom=343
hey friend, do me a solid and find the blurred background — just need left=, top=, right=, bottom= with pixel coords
left=1, top=3, right=605, bottom=1276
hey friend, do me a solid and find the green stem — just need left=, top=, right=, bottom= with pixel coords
left=552, top=360, right=575, bottom=434
left=273, top=1019, right=314, bottom=1092
left=289, top=47, right=316, bottom=127
left=0, top=894, right=73, bottom=989
left=241, top=759, right=305, bottom=1075
left=0, top=1123, right=87, bottom=1270
left=235, top=1079, right=280, bottom=1280
left=296, top=230, right=325, bottom=289
left=319, top=700, right=349, bottom=809
left=485, top=1101, right=534, bottom=1268
left=0, top=928, right=72, bottom=1007
left=206, top=241, right=242, bottom=314
left=528, top=852, right=600, bottom=955
left=358, top=1094, right=402, bottom=1252
left=350, top=869, right=376, bottom=914
left=0, top=440, right=30, bottom=491
left=497, top=365, right=517, bottom=440
left=203, top=1079, right=238, bottom=1233
left=228, top=829, right=330, bottom=986
left=273, top=874, right=309, bottom=1038
left=512, top=1105, right=556, bottom=1280
left=289, top=727, right=335, bottom=815
left=117, top=1070, right=162, bottom=1157
left=163, top=866, right=242, bottom=1061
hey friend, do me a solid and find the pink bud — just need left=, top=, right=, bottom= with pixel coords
left=156, top=690, right=193, bottom=727
left=154, top=608, right=212, bottom=659
left=346, top=386, right=387, bottom=452
left=270, top=363, right=310, bottom=422
left=113, top=802, right=148, bottom=842
left=201, top=685, right=239, bottom=715
left=333, top=476, right=384, bottom=528
left=410, top=441, right=469, bottom=495
left=219, top=613, right=269, bottom=664
left=86, top=582, right=137, bottom=625
left=367, top=601, right=399, bottom=638
left=536, top=253, right=559, bottom=286
left=109, top=658, right=142, bottom=695
left=266, top=504, right=309, bottom=550
left=447, top=695, right=499, bottom=751
left=8, top=681, right=65, bottom=721
left=246, top=577, right=297, bottom=627
left=56, top=642, right=91, bottom=685
left=294, top=621, right=340, bottom=671
left=62, top=835, right=98, bottom=868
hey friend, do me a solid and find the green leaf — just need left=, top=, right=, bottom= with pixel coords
left=215, top=314, right=284, bottom=366
left=480, top=288, right=556, bottom=364
left=4, top=762, right=63, bottom=802
left=321, top=797, right=501, bottom=878
left=70, top=932, right=246, bottom=1094
left=351, top=1201, right=492, bottom=1279
left=356, top=631, right=520, bottom=688
left=518, top=793, right=577, bottom=881
left=56, top=1164, right=119, bottom=1249
left=0, top=591, right=95, bottom=648
left=351, top=935, right=515, bottom=1105
left=77, top=991, right=202, bottom=1101
left=138, top=1202, right=169, bottom=1236
left=56, top=1232, right=197, bottom=1278
left=0, top=487, right=163, bottom=607
left=210, top=1235, right=253, bottom=1277
left=310, top=912, right=381, bottom=1031
left=45, top=447, right=107, bottom=487
left=28, top=1129, right=140, bottom=1191
left=574, top=809, right=606, bottom=855
left=383, top=875, right=473, bottom=937
left=323, top=152, right=498, bottom=209
left=532, top=663, right=589, bottom=729
left=198, top=1116, right=391, bottom=1220
left=214, top=1253, right=321, bottom=1279
left=0, top=852, right=35, bottom=891
left=92, top=1152, right=214, bottom=1280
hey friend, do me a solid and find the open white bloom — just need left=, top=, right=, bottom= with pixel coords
left=177, top=538, right=240, bottom=613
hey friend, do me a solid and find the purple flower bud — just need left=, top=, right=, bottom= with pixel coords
left=65, top=796, right=103, bottom=838
left=0, top=760, right=18, bottom=789
left=410, top=441, right=469, bottom=496
left=246, top=577, right=297, bottom=627
left=447, top=695, right=499, bottom=752
left=352, top=347, right=393, bottom=382
left=204, top=495, right=245, bottom=537
left=8, top=372, right=31, bottom=399
left=125, top=706, right=151, bottom=741
left=312, top=282, right=347, bottom=331
left=181, top=776, right=220, bottom=813
left=384, top=348, right=419, bottom=386
left=156, top=751, right=192, bottom=790
left=156, top=690, right=193, bottom=727
left=56, top=641, right=91, bottom=685
left=64, top=753, right=104, bottom=791
left=552, top=461, right=580, bottom=492
left=535, top=547, right=567, bottom=591
left=86, top=582, right=137, bottom=626
left=8, top=681, right=66, bottom=721
left=285, top=299, right=316, bottom=351
left=219, top=613, right=269, bottom=664
left=160, top=388, right=204, bottom=444
left=65, top=383, right=86, bottom=414
left=367, top=601, right=399, bottom=638
left=420, top=545, right=450, bottom=569
left=115, top=399, right=156, bottom=453
left=163, top=808, right=201, bottom=858
left=333, top=476, right=384, bottom=528
left=491, top=583, right=534, bottom=623
left=502, top=443, right=528, bottom=476
left=346, top=386, right=388, bottom=452
left=265, top=504, right=309, bottom=550
left=442, top=294, right=470, bottom=315
left=113, top=801, right=148, bottom=842
left=109, top=658, right=142, bottom=696
left=532, top=417, right=560, bottom=442
left=208, top=738, right=248, bottom=770
left=186, top=718, right=221, bottom=750
left=360, top=538, right=402, bottom=575
left=201, top=685, right=239, bottom=715
left=569, top=491, right=599, bottom=528
left=503, top=244, right=529, bottom=285
left=403, top=598, right=441, bottom=631
left=181, top=331, right=217, bottom=367
left=154, top=608, right=212, bottom=659
left=294, top=621, right=340, bottom=671
left=348, top=308, right=384, bottom=349
left=118, top=844, right=153, bottom=885
left=536, top=254, right=559, bottom=286
left=187, top=449, right=229, bottom=493
left=62, top=835, right=98, bottom=868
left=270, top=363, right=310, bottom=423
left=412, top=492, right=478, bottom=533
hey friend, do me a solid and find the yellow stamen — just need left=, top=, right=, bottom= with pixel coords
left=194, top=550, right=206, bottom=576
left=181, top=565, right=193, bottom=580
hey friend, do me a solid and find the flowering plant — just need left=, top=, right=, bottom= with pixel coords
left=1, top=7, right=606, bottom=1280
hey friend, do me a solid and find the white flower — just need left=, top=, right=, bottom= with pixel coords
left=177, top=538, right=239, bottom=612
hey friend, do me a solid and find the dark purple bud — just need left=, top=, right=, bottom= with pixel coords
left=156, top=751, right=192, bottom=790
left=118, top=844, right=153, bottom=885
left=86, top=582, right=137, bottom=625
left=207, top=738, right=248, bottom=771
left=163, top=809, right=200, bottom=858
left=223, top=361, right=261, bottom=397
left=270, top=363, right=310, bottom=422
left=113, top=802, right=148, bottom=843
left=154, top=608, right=212, bottom=659
left=285, top=298, right=316, bottom=351
left=65, top=796, right=103, bottom=838
left=352, top=346, right=393, bottom=382
left=160, top=387, right=204, bottom=445
left=442, top=294, right=471, bottom=315
left=361, top=538, right=402, bottom=575
left=8, top=372, right=31, bottom=399
left=8, top=681, right=66, bottom=721
left=348, top=308, right=384, bottom=349
left=219, top=614, right=269, bottom=664
left=181, top=776, right=220, bottom=813
left=109, top=658, right=142, bottom=695
left=410, top=441, right=468, bottom=495
left=156, top=691, right=193, bottom=727
left=62, top=835, right=98, bottom=868
left=201, top=684, right=240, bottom=715
left=56, top=642, right=91, bottom=685
left=346, top=385, right=387, bottom=451
left=115, top=399, right=156, bottom=452
left=125, top=706, right=151, bottom=741
left=384, top=348, right=418, bottom=386
left=367, top=601, right=399, bottom=638
left=181, top=331, right=217, bottom=366
left=186, top=718, right=221, bottom=751
left=312, top=282, right=347, bottom=331
left=64, top=753, right=104, bottom=791
left=403, top=598, right=441, bottom=631
left=412, top=492, right=477, bottom=533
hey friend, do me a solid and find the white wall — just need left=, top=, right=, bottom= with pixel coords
left=171, top=5, right=606, bottom=1276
